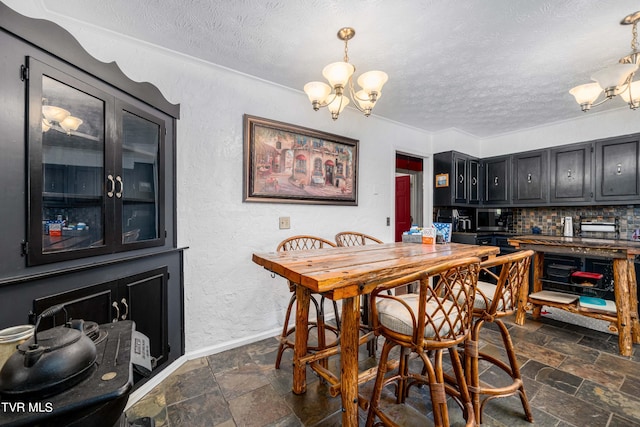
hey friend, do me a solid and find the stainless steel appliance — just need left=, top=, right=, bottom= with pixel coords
left=476, top=208, right=511, bottom=232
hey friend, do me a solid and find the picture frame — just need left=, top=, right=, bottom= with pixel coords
left=435, top=173, right=449, bottom=188
left=243, top=114, right=359, bottom=205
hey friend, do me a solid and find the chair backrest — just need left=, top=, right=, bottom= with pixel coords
left=477, top=250, right=534, bottom=317
left=335, top=231, right=383, bottom=247
left=370, top=257, right=481, bottom=348
left=277, top=235, right=336, bottom=252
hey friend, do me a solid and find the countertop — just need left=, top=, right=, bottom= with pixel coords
left=508, top=235, right=640, bottom=256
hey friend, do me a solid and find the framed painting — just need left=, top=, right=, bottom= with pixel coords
left=243, top=115, right=359, bottom=205
left=435, top=173, right=449, bottom=188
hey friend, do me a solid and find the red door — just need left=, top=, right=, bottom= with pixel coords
left=395, top=175, right=411, bottom=242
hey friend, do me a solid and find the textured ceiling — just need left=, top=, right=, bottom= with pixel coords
left=30, top=0, right=640, bottom=137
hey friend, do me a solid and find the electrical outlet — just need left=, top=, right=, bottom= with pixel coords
left=279, top=216, right=290, bottom=229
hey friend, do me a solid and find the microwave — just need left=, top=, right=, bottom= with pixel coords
left=476, top=208, right=511, bottom=231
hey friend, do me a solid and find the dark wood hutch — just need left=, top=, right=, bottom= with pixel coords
left=0, top=2, right=184, bottom=382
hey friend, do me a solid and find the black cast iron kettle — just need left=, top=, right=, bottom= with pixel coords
left=0, top=304, right=97, bottom=399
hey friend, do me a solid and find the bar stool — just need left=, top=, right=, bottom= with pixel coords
left=465, top=250, right=534, bottom=424
left=274, top=235, right=341, bottom=370
left=335, top=231, right=383, bottom=247
left=366, top=257, right=481, bottom=427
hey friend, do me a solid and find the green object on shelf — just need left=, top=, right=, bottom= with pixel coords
left=579, top=296, right=606, bottom=306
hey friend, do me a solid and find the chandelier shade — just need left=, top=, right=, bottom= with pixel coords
left=570, top=10, right=640, bottom=111
left=620, top=80, right=640, bottom=106
left=322, top=62, right=355, bottom=90
left=304, top=27, right=388, bottom=120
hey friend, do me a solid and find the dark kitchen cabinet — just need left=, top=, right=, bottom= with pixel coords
left=594, top=136, right=640, bottom=202
left=550, top=142, right=593, bottom=203
left=468, top=158, right=481, bottom=204
left=512, top=150, right=548, bottom=205
left=33, top=267, right=169, bottom=369
left=483, top=155, right=510, bottom=204
left=433, top=151, right=480, bottom=206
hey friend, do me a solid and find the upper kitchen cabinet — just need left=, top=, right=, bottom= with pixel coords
left=550, top=142, right=593, bottom=204
left=512, top=149, right=548, bottom=205
left=482, top=155, right=510, bottom=205
left=433, top=151, right=480, bottom=206
left=594, top=135, right=640, bottom=202
left=27, top=57, right=166, bottom=265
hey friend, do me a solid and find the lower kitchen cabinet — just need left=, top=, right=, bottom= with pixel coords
left=34, top=267, right=168, bottom=368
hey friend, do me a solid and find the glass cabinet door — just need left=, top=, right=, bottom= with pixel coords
left=28, top=57, right=112, bottom=265
left=27, top=57, right=166, bottom=265
left=118, top=105, right=164, bottom=247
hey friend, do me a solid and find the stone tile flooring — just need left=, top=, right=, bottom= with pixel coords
left=126, top=314, right=640, bottom=426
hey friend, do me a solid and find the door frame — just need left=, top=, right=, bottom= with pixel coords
left=394, top=150, right=430, bottom=239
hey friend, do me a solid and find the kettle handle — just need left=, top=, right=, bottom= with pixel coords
left=33, top=303, right=68, bottom=346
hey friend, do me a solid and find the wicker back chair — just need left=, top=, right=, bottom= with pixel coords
left=334, top=231, right=385, bottom=355
left=274, top=235, right=340, bottom=370
left=366, top=257, right=481, bottom=427
left=335, top=231, right=383, bottom=247
left=465, top=250, right=534, bottom=424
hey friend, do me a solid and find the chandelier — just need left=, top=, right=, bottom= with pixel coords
left=303, top=27, right=388, bottom=120
left=570, top=11, right=640, bottom=111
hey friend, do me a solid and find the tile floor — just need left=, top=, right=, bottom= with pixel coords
left=126, top=313, right=640, bottom=426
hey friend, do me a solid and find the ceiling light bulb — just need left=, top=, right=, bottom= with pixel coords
left=303, top=81, right=331, bottom=109
left=42, top=105, right=70, bottom=123
left=591, top=63, right=638, bottom=96
left=569, top=82, right=603, bottom=110
left=620, top=79, right=640, bottom=107
left=60, top=116, right=83, bottom=134
left=355, top=90, right=381, bottom=116
left=357, top=70, right=388, bottom=95
left=322, top=62, right=355, bottom=90
left=326, top=95, right=349, bottom=120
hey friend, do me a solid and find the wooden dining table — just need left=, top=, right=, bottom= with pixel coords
left=252, top=241, right=500, bottom=426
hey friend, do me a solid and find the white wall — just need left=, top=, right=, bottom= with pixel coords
left=478, top=107, right=640, bottom=156
left=3, top=2, right=432, bottom=353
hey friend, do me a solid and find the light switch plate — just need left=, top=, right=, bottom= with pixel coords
left=279, top=216, right=290, bottom=229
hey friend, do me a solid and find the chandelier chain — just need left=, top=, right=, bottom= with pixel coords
left=633, top=22, right=638, bottom=51
left=343, top=39, right=350, bottom=63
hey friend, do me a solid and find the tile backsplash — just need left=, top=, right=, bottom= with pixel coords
left=513, top=205, right=640, bottom=240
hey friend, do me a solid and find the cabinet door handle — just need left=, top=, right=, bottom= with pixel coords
left=472, top=177, right=477, bottom=186
left=567, top=169, right=572, bottom=178
left=120, top=298, right=128, bottom=320
left=494, top=176, right=499, bottom=186
left=616, top=163, right=622, bottom=175
left=458, top=174, right=464, bottom=184
left=115, top=175, right=123, bottom=199
left=112, top=301, right=120, bottom=323
left=107, top=175, right=115, bottom=198
left=527, top=173, right=532, bottom=183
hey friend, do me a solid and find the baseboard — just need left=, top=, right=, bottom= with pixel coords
left=125, top=313, right=339, bottom=410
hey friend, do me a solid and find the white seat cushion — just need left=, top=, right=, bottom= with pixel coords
left=376, top=294, right=462, bottom=338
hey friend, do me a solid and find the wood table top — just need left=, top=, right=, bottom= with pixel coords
left=508, top=235, right=640, bottom=257
left=253, top=242, right=500, bottom=298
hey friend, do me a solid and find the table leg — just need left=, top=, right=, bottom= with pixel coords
left=340, top=295, right=361, bottom=427
left=628, top=257, right=640, bottom=344
left=293, top=285, right=311, bottom=394
left=613, top=258, right=633, bottom=357
left=516, top=251, right=543, bottom=325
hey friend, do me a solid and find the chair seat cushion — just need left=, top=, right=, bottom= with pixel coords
left=376, top=294, right=461, bottom=338
left=474, top=281, right=498, bottom=310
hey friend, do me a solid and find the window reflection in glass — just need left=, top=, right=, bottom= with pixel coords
left=41, top=76, right=105, bottom=253
left=121, top=111, right=160, bottom=243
